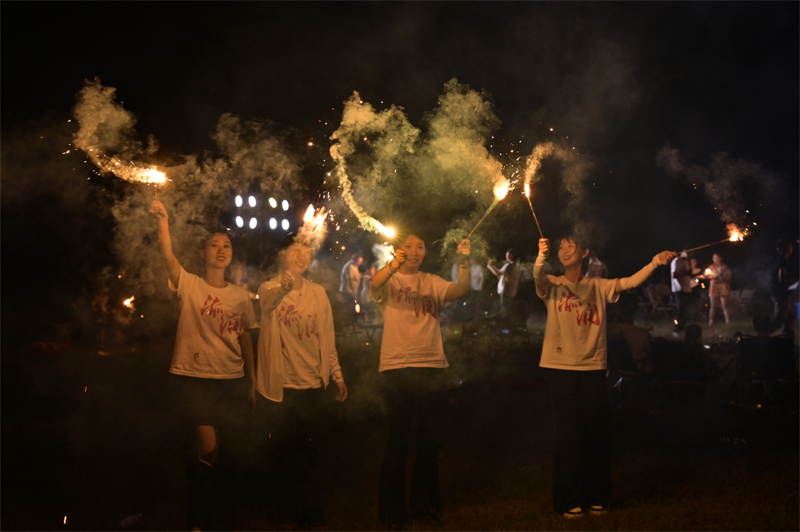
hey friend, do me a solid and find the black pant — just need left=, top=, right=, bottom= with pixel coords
left=260, top=388, right=326, bottom=525
left=378, top=368, right=444, bottom=523
left=548, top=369, right=611, bottom=514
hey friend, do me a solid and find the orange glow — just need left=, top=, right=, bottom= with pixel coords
left=123, top=296, right=135, bottom=308
left=524, top=183, right=531, bottom=198
left=727, top=223, right=745, bottom=242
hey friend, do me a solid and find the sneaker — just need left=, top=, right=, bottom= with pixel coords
left=563, top=507, right=585, bottom=519
left=590, top=505, right=607, bottom=516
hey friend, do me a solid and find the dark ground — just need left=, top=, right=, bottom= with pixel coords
left=1, top=313, right=798, bottom=531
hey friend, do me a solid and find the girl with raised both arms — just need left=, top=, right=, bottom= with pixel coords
left=371, top=229, right=471, bottom=530
left=533, top=233, right=675, bottom=519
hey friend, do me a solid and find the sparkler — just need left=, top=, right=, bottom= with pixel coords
left=298, top=204, right=329, bottom=248
left=523, top=183, right=544, bottom=238
left=466, top=179, right=509, bottom=240
left=684, top=224, right=747, bottom=253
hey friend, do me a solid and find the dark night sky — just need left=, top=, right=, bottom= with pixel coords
left=2, top=1, right=798, bottom=331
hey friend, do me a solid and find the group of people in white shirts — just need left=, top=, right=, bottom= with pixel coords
left=150, top=199, right=677, bottom=529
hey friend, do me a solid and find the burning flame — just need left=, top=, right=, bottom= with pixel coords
left=376, top=222, right=395, bottom=239
left=524, top=183, right=531, bottom=198
left=298, top=204, right=328, bottom=249
left=123, top=296, right=135, bottom=308
left=493, top=179, right=509, bottom=200
left=727, top=223, right=745, bottom=242
left=704, top=268, right=713, bottom=276
left=355, top=303, right=361, bottom=313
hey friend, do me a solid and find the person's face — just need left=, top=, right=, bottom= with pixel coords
left=713, top=254, right=722, bottom=265
left=355, top=256, right=364, bottom=267
left=201, top=233, right=232, bottom=269
left=505, top=251, right=515, bottom=262
left=400, top=234, right=426, bottom=270
left=286, top=244, right=313, bottom=273
left=558, top=238, right=589, bottom=269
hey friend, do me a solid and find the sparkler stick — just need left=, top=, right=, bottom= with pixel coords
left=683, top=239, right=731, bottom=253
left=466, top=180, right=509, bottom=240
left=524, top=184, right=543, bottom=238
left=466, top=197, right=501, bottom=240
left=684, top=225, right=746, bottom=254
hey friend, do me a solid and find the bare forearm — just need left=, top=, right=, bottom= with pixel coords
left=445, top=263, right=470, bottom=302
left=371, top=259, right=399, bottom=295
left=157, top=218, right=181, bottom=285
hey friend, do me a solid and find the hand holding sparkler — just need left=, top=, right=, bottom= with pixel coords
left=393, top=247, right=408, bottom=267
left=455, top=239, right=471, bottom=259
left=654, top=250, right=678, bottom=266
left=280, top=270, right=296, bottom=294
left=149, top=200, right=168, bottom=221
left=538, top=238, right=550, bottom=258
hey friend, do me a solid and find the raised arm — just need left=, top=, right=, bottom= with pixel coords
left=615, top=251, right=677, bottom=293
left=444, top=239, right=472, bottom=302
left=371, top=247, right=406, bottom=300
left=150, top=200, right=182, bottom=287
left=533, top=238, right=550, bottom=297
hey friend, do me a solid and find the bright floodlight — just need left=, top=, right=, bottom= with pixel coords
left=269, top=197, right=278, bottom=208
left=235, top=216, right=244, bottom=228
left=248, top=196, right=256, bottom=207
left=249, top=217, right=257, bottom=229
left=269, top=218, right=277, bottom=230
left=281, top=219, right=290, bottom=230
left=235, top=195, right=243, bottom=207
left=282, top=200, right=289, bottom=211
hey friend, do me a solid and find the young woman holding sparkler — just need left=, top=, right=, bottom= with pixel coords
left=533, top=234, right=675, bottom=519
left=149, top=200, right=258, bottom=531
left=371, top=230, right=471, bottom=530
left=256, top=235, right=347, bottom=530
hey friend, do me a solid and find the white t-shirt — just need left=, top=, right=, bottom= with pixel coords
left=537, top=275, right=619, bottom=370
left=374, top=271, right=452, bottom=371
left=275, top=284, right=325, bottom=389
left=168, top=268, right=258, bottom=379
left=256, top=278, right=342, bottom=401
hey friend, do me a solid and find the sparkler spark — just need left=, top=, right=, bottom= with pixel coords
left=123, top=296, right=135, bottom=308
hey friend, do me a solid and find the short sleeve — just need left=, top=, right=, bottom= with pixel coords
left=599, top=277, right=620, bottom=304
left=170, top=267, right=193, bottom=296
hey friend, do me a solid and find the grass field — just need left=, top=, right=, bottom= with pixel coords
left=1, top=313, right=797, bottom=531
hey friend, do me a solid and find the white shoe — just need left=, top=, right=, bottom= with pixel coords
left=563, top=507, right=585, bottom=519
left=590, top=505, right=607, bottom=516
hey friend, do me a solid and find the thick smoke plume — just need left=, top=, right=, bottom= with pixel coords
left=523, top=140, right=595, bottom=241
left=656, top=145, right=780, bottom=228
left=328, top=79, right=516, bottom=266
left=72, top=79, right=304, bottom=293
